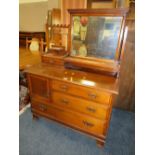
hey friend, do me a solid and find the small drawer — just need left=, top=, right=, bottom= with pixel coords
left=31, top=101, right=50, bottom=113
left=52, top=80, right=111, bottom=104
left=52, top=92, right=110, bottom=120
left=42, top=56, right=64, bottom=65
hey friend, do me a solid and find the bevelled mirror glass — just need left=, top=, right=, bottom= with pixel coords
left=71, top=16, right=123, bottom=60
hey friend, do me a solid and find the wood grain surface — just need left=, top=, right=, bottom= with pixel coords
left=19, top=48, right=41, bottom=70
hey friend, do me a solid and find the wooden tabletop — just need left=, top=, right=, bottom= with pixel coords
left=25, top=63, right=119, bottom=94
left=19, top=48, right=41, bottom=70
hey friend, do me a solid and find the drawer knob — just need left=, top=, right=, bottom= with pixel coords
left=60, top=99, right=69, bottom=104
left=83, top=120, right=94, bottom=127
left=88, top=93, right=97, bottom=99
left=60, top=85, right=68, bottom=91
left=39, top=104, right=47, bottom=111
left=86, top=107, right=96, bottom=113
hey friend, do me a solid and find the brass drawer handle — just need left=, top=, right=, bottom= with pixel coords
left=86, top=107, right=96, bottom=113
left=83, top=120, right=94, bottom=127
left=60, top=85, right=68, bottom=91
left=88, top=93, right=97, bottom=99
left=60, top=99, right=69, bottom=104
left=39, top=104, right=47, bottom=111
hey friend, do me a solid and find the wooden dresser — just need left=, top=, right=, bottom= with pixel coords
left=25, top=8, right=128, bottom=147
left=26, top=63, right=118, bottom=147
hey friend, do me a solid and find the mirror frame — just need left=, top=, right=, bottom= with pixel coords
left=65, top=9, right=128, bottom=76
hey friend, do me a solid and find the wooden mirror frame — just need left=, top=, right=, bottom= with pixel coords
left=64, top=8, right=128, bottom=76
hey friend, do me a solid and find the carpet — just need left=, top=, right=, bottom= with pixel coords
left=19, top=108, right=135, bottom=155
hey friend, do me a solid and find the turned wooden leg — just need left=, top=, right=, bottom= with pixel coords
left=96, top=140, right=104, bottom=148
left=33, top=114, right=39, bottom=120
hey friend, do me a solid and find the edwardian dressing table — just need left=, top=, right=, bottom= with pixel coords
left=25, top=8, right=128, bottom=147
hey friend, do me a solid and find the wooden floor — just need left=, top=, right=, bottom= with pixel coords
left=19, top=48, right=41, bottom=70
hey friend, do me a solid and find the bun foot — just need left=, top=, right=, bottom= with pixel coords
left=33, top=114, right=39, bottom=120
left=96, top=140, right=104, bottom=148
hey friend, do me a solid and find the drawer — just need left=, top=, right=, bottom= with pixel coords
left=52, top=80, right=111, bottom=104
left=31, top=101, right=51, bottom=114
left=52, top=91, right=110, bottom=120
left=31, top=101, right=106, bottom=136
left=42, top=56, right=64, bottom=65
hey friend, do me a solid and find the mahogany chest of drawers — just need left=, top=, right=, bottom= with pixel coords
left=25, top=63, right=118, bottom=147
left=23, top=8, right=129, bottom=147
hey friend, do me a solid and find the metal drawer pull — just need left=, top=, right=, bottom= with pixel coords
left=60, top=85, right=68, bottom=91
left=83, top=121, right=94, bottom=127
left=88, top=93, right=97, bottom=99
left=86, top=107, right=96, bottom=113
left=39, top=104, right=47, bottom=111
left=60, top=99, right=69, bottom=104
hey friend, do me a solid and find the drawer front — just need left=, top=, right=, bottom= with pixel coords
left=52, top=91, right=110, bottom=120
left=42, top=56, right=63, bottom=65
left=52, top=80, right=111, bottom=104
left=31, top=101, right=106, bottom=136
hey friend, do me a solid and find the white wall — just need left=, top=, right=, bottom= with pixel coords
left=19, top=0, right=60, bottom=32
left=48, top=0, right=60, bottom=9
left=19, top=2, right=48, bottom=31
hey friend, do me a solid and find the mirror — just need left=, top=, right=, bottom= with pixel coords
left=71, top=16, right=123, bottom=60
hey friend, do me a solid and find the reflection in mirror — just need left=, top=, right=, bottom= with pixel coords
left=71, top=16, right=123, bottom=59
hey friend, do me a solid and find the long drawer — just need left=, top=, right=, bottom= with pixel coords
left=31, top=101, right=106, bottom=136
left=52, top=91, right=110, bottom=120
left=51, top=80, right=111, bottom=104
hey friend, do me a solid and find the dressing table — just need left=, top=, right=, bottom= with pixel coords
left=25, top=8, right=128, bottom=147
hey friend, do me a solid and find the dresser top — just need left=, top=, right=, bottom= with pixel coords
left=25, top=63, right=119, bottom=94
